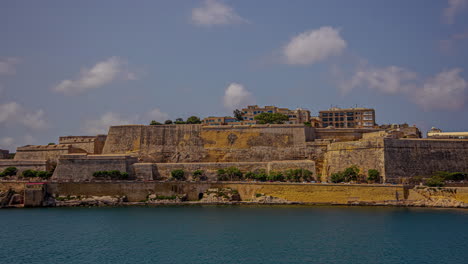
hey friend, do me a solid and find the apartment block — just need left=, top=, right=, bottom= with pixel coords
left=319, top=107, right=376, bottom=128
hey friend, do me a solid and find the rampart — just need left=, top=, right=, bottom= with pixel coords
left=0, top=160, right=50, bottom=174
left=102, top=124, right=316, bottom=163
left=59, top=135, right=107, bottom=154
left=14, top=144, right=87, bottom=162
left=133, top=160, right=315, bottom=181
left=52, top=154, right=138, bottom=181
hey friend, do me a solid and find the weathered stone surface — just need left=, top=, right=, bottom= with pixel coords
left=14, top=144, right=86, bottom=162
left=59, top=135, right=107, bottom=154
left=0, top=160, right=50, bottom=175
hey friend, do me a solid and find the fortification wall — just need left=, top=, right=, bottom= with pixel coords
left=322, top=137, right=385, bottom=181
left=0, top=181, right=26, bottom=192
left=59, top=135, right=107, bottom=154
left=45, top=182, right=405, bottom=203
left=102, top=124, right=313, bottom=163
left=14, top=145, right=86, bottom=162
left=384, top=139, right=468, bottom=182
left=0, top=160, right=50, bottom=174
left=52, top=154, right=138, bottom=181
left=314, top=128, right=381, bottom=142
left=133, top=160, right=315, bottom=181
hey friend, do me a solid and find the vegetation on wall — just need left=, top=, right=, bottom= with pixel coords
left=150, top=120, right=162, bottom=125
left=233, top=109, right=243, bottom=121
left=330, top=165, right=360, bottom=183
left=93, top=170, right=129, bottom=180
left=22, top=170, right=53, bottom=179
left=192, top=169, right=207, bottom=181
left=164, top=120, right=173, bottom=124
left=0, top=167, right=18, bottom=177
left=367, top=169, right=380, bottom=183
left=186, top=116, right=202, bottom=124
left=171, top=169, right=186, bottom=181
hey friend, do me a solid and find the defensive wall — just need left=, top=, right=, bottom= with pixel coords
left=323, top=133, right=468, bottom=183
left=52, top=154, right=138, bottom=181
left=0, top=160, right=50, bottom=174
left=133, top=160, right=315, bottom=181
left=14, top=144, right=86, bottom=163
left=59, top=135, right=107, bottom=154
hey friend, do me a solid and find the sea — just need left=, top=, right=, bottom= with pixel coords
left=0, top=205, right=466, bottom=264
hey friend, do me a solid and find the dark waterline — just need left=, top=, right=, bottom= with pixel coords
left=0, top=205, right=467, bottom=264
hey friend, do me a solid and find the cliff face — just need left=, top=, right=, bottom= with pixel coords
left=102, top=125, right=313, bottom=163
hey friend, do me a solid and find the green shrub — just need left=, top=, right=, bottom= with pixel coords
left=164, top=120, right=173, bottom=124
left=254, top=171, right=268, bottom=182
left=0, top=172, right=5, bottom=177
left=192, top=169, right=205, bottom=181
left=217, top=169, right=228, bottom=181
left=245, top=171, right=256, bottom=180
left=3, top=167, right=18, bottom=176
left=285, top=169, right=313, bottom=182
left=225, top=167, right=243, bottom=181
left=367, top=169, right=380, bottom=182
left=22, top=169, right=37, bottom=178
left=92, top=170, right=129, bottom=180
left=36, top=171, right=52, bottom=179
left=150, top=120, right=162, bottom=125
left=171, top=169, right=185, bottom=181
left=343, top=165, right=359, bottom=182
left=267, top=171, right=284, bottom=182
left=330, top=172, right=345, bottom=183
left=433, top=171, right=467, bottom=181
left=426, top=175, right=445, bottom=187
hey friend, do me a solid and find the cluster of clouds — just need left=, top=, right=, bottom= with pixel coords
left=443, top=0, right=467, bottom=24
left=191, top=0, right=247, bottom=26
left=0, top=58, right=47, bottom=150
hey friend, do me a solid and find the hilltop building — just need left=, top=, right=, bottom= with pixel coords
left=240, top=105, right=311, bottom=124
left=0, top=149, right=9, bottom=159
left=427, top=127, right=468, bottom=139
left=319, top=107, right=376, bottom=128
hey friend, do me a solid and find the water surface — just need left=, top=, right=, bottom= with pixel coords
left=0, top=205, right=466, bottom=264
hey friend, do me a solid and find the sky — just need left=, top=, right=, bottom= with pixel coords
left=1, top=0, right=468, bottom=151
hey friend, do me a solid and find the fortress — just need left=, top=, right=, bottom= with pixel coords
left=1, top=124, right=467, bottom=183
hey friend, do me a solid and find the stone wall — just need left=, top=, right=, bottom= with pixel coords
left=45, top=181, right=406, bottom=203
left=14, top=145, right=87, bottom=162
left=102, top=124, right=314, bottom=163
left=314, top=128, right=381, bottom=142
left=0, top=160, right=50, bottom=174
left=322, top=136, right=386, bottom=181
left=133, top=160, right=315, bottom=181
left=52, top=154, right=138, bottom=181
left=384, top=139, right=468, bottom=182
left=59, top=135, right=107, bottom=154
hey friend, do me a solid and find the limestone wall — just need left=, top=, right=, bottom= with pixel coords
left=133, top=160, right=315, bottom=181
left=14, top=145, right=87, bottom=162
left=59, top=135, right=107, bottom=154
left=102, top=124, right=313, bottom=163
left=322, top=137, right=386, bottom=181
left=45, top=181, right=405, bottom=203
left=314, top=128, right=381, bottom=142
left=52, top=154, right=138, bottom=181
left=384, top=139, right=468, bottom=182
left=0, top=160, right=50, bottom=174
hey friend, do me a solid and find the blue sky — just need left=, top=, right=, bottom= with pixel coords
left=1, top=0, right=468, bottom=151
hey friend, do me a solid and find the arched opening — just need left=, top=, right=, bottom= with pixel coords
left=198, top=193, right=204, bottom=200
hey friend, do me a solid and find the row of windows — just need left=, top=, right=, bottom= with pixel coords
left=321, top=111, right=373, bottom=117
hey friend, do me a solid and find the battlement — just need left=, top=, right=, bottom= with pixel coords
left=14, top=144, right=86, bottom=162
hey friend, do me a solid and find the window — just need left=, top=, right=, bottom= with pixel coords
left=363, top=116, right=373, bottom=120
left=335, top=118, right=339, bottom=121
left=322, top=113, right=328, bottom=117
left=346, top=112, right=354, bottom=116
left=268, top=110, right=273, bottom=113
left=339, top=112, right=344, bottom=116
left=340, top=117, right=344, bottom=121
left=323, top=118, right=328, bottom=122
left=347, top=117, right=354, bottom=121
left=254, top=111, right=257, bottom=114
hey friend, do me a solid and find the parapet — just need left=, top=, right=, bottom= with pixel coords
left=14, top=144, right=87, bottom=162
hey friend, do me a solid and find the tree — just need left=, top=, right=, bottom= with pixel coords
left=3, top=167, right=18, bottom=176
left=164, top=120, right=173, bottom=124
left=175, top=118, right=186, bottom=124
left=426, top=175, right=445, bottom=187
left=192, top=170, right=206, bottom=181
left=343, top=165, right=359, bottom=182
left=367, top=169, right=380, bottom=183
left=254, top=113, right=289, bottom=124
left=233, top=109, right=244, bottom=121
left=330, top=172, right=345, bottom=183
left=48, top=142, right=56, bottom=145
left=186, top=116, right=201, bottom=124
left=150, top=120, right=162, bottom=125
left=225, top=167, right=243, bottom=181
left=171, top=169, right=185, bottom=181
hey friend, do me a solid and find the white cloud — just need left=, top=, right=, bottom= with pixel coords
left=443, top=0, right=467, bottom=24
left=223, top=82, right=254, bottom=110
left=342, top=66, right=418, bottom=94
left=0, top=57, right=21, bottom=75
left=0, top=102, right=47, bottom=130
left=284, top=27, right=346, bottom=65
left=192, top=0, right=247, bottom=26
left=414, top=68, right=467, bottom=110
left=83, top=112, right=134, bottom=135
left=147, top=108, right=170, bottom=122
left=53, top=57, right=136, bottom=95
left=0, top=137, right=14, bottom=150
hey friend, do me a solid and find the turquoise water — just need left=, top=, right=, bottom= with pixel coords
left=0, top=206, right=467, bottom=264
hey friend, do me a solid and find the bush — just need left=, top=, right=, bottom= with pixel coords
left=192, top=169, right=205, bottom=181
left=22, top=170, right=37, bottom=178
left=267, top=171, right=284, bottom=182
left=92, top=170, right=129, bottom=180
left=217, top=169, right=227, bottom=181
left=254, top=171, right=268, bottom=182
left=343, top=165, right=359, bottom=182
left=186, top=116, right=202, bottom=124
left=171, top=169, right=185, bottom=180
left=285, top=169, right=313, bottom=182
left=164, top=120, right=173, bottom=125
left=3, top=167, right=18, bottom=176
left=36, top=171, right=53, bottom=179
left=254, top=113, right=289, bottom=124
left=150, top=120, right=162, bottom=125
left=367, top=169, right=380, bottom=183
left=409, top=176, right=424, bottom=185
left=426, top=175, right=445, bottom=187
left=225, top=167, right=243, bottom=181
left=433, top=171, right=467, bottom=181
left=330, top=172, right=345, bottom=183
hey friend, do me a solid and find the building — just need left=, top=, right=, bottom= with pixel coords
left=202, top=116, right=240, bottom=126
left=427, top=127, right=468, bottom=139
left=0, top=149, right=9, bottom=159
left=240, top=105, right=311, bottom=124
left=319, top=107, right=376, bottom=128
